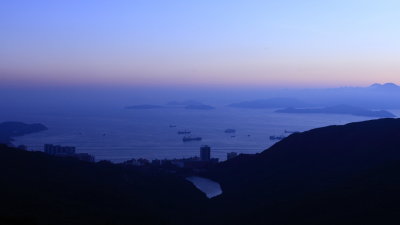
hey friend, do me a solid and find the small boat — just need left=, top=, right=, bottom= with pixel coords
left=284, top=130, right=300, bottom=134
left=269, top=135, right=286, bottom=141
left=169, top=125, right=177, bottom=128
left=178, top=130, right=191, bottom=134
left=225, top=129, right=236, bottom=133
left=182, top=136, right=202, bottom=142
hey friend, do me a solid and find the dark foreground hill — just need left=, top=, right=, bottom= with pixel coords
left=206, top=118, right=400, bottom=225
left=0, top=145, right=207, bottom=225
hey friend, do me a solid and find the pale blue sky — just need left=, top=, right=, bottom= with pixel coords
left=1, top=0, right=400, bottom=87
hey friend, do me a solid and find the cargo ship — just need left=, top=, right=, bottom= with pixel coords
left=224, top=128, right=236, bottom=133
left=269, top=135, right=286, bottom=141
left=182, top=136, right=202, bottom=142
left=178, top=130, right=191, bottom=134
left=284, top=130, right=299, bottom=134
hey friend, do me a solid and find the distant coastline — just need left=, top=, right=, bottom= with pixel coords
left=276, top=105, right=396, bottom=118
left=0, top=121, right=48, bottom=145
left=229, top=97, right=310, bottom=109
left=125, top=101, right=215, bottom=110
left=185, top=104, right=215, bottom=110
left=125, top=104, right=164, bottom=109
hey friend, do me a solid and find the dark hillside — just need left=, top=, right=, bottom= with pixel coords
left=207, top=118, right=400, bottom=225
left=0, top=145, right=207, bottom=225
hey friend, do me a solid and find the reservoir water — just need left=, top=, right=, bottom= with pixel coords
left=186, top=176, right=222, bottom=198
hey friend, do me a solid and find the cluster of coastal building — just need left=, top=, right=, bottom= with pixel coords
left=43, top=144, right=95, bottom=162
left=16, top=143, right=238, bottom=169
left=12, top=143, right=95, bottom=162
left=123, top=145, right=238, bottom=170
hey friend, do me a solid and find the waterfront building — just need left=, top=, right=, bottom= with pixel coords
left=44, top=144, right=75, bottom=156
left=44, top=144, right=94, bottom=162
left=200, top=145, right=211, bottom=161
left=227, top=152, right=238, bottom=160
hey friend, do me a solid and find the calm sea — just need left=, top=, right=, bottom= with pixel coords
left=9, top=107, right=397, bottom=162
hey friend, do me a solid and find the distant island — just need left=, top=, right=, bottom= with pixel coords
left=125, top=104, right=164, bottom=109
left=185, top=104, right=215, bottom=110
left=0, top=121, right=48, bottom=145
left=369, top=82, right=400, bottom=90
left=229, top=97, right=310, bottom=109
left=124, top=103, right=215, bottom=110
left=276, top=105, right=396, bottom=118
left=167, top=100, right=203, bottom=106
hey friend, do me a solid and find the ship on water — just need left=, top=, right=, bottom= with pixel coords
left=224, top=128, right=236, bottom=133
left=269, top=135, right=286, bottom=141
left=284, top=130, right=300, bottom=134
left=182, top=136, right=202, bottom=142
left=178, top=130, right=191, bottom=134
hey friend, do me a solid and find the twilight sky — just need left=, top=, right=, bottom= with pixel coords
left=1, top=0, right=400, bottom=88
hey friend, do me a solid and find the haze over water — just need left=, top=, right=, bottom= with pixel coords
left=6, top=106, right=390, bottom=162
